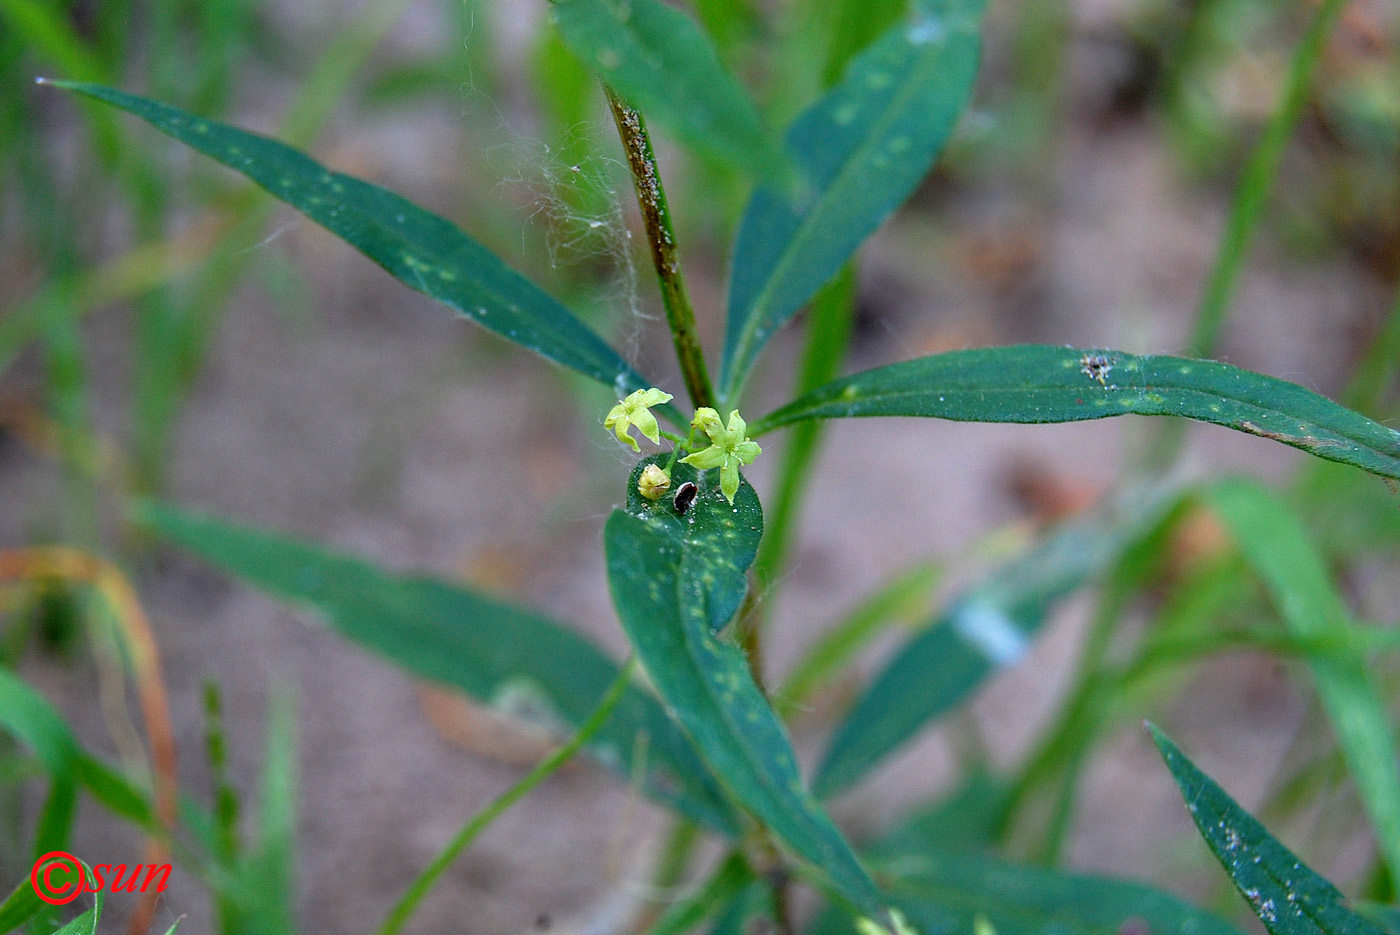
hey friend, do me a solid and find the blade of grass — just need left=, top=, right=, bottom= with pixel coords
left=775, top=560, right=941, bottom=718
left=378, top=659, right=637, bottom=935
left=1151, top=0, right=1349, bottom=464
left=814, top=481, right=1181, bottom=797
left=1186, top=0, right=1348, bottom=360
left=1208, top=479, right=1400, bottom=879
left=751, top=267, right=856, bottom=615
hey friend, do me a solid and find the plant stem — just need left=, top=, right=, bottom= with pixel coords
left=605, top=87, right=716, bottom=412
left=378, top=658, right=637, bottom=935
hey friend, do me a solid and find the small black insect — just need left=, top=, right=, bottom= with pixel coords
left=673, top=481, right=699, bottom=515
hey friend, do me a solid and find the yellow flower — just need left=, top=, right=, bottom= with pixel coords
left=604, top=388, right=673, bottom=452
left=681, top=408, right=761, bottom=504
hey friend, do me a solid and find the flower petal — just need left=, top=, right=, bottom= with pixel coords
left=720, top=457, right=740, bottom=504
left=681, top=445, right=726, bottom=470
left=734, top=439, right=761, bottom=464
left=634, top=408, right=661, bottom=445
left=725, top=410, right=748, bottom=441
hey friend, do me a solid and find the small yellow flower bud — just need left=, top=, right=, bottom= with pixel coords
left=638, top=464, right=671, bottom=500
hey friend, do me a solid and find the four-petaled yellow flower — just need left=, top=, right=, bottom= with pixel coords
left=604, top=388, right=673, bottom=452
left=682, top=408, right=761, bottom=505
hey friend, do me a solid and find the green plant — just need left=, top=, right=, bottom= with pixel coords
left=5, top=0, right=1400, bottom=932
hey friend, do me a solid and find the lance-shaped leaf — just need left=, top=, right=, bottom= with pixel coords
left=135, top=502, right=740, bottom=835
left=45, top=81, right=678, bottom=423
left=1148, top=723, right=1388, bottom=935
left=1208, top=479, right=1400, bottom=878
left=815, top=481, right=1180, bottom=797
left=751, top=346, right=1400, bottom=483
left=721, top=0, right=987, bottom=400
left=604, top=456, right=887, bottom=918
left=548, top=0, right=784, bottom=177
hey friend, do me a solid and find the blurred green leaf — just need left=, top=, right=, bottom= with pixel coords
left=643, top=853, right=754, bottom=935
left=815, top=481, right=1180, bottom=797
left=604, top=456, right=885, bottom=918
left=548, top=0, right=784, bottom=176
left=1149, top=723, right=1388, bottom=935
left=752, top=346, right=1400, bottom=483
left=0, top=668, right=102, bottom=855
left=135, top=502, right=740, bottom=835
left=1208, top=479, right=1400, bottom=877
left=810, top=774, right=1238, bottom=935
left=865, top=773, right=1010, bottom=861
left=47, top=81, right=677, bottom=423
left=0, top=668, right=159, bottom=845
left=0, top=875, right=47, bottom=932
left=776, top=560, right=940, bottom=717
left=50, top=887, right=103, bottom=935
left=219, top=693, right=297, bottom=935
left=721, top=0, right=986, bottom=399
left=810, top=850, right=1242, bottom=935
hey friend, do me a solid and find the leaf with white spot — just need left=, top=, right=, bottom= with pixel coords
left=815, top=482, right=1180, bottom=797
left=1149, top=723, right=1389, bottom=935
left=135, top=502, right=740, bottom=834
left=751, top=346, right=1400, bottom=483
left=721, top=0, right=987, bottom=400
left=604, top=456, right=888, bottom=918
left=46, top=81, right=677, bottom=421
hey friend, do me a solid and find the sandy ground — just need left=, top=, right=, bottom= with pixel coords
left=2, top=2, right=1394, bottom=933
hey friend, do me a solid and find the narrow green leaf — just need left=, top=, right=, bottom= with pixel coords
left=44, top=81, right=674, bottom=419
left=0, top=668, right=159, bottom=834
left=0, top=667, right=81, bottom=773
left=548, top=0, right=784, bottom=176
left=604, top=456, right=886, bottom=918
left=721, top=0, right=987, bottom=399
left=814, top=481, right=1179, bottom=797
left=1148, top=723, right=1388, bottom=935
left=135, top=502, right=740, bottom=835
left=643, top=852, right=754, bottom=935
left=864, top=773, right=1010, bottom=861
left=776, top=560, right=941, bottom=718
left=0, top=873, right=46, bottom=932
left=752, top=346, right=1400, bottom=483
left=1208, top=479, right=1400, bottom=877
left=224, top=692, right=297, bottom=935
left=0, top=668, right=85, bottom=855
